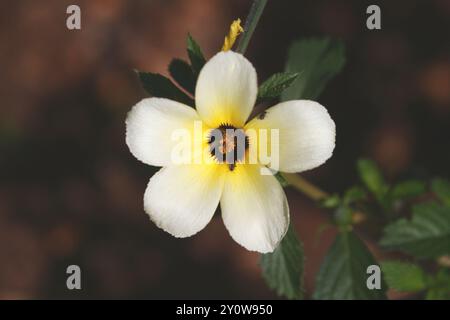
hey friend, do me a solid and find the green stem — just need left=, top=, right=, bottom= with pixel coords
left=236, top=0, right=268, bottom=54
left=283, top=173, right=329, bottom=201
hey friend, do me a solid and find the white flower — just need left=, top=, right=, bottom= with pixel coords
left=126, top=51, right=335, bottom=253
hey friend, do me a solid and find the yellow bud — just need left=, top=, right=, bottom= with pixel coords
left=222, top=19, right=244, bottom=51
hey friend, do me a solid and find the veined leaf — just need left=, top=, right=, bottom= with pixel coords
left=381, top=261, right=426, bottom=292
left=281, top=37, right=345, bottom=101
left=313, top=231, right=387, bottom=300
left=258, top=72, right=299, bottom=100
left=187, top=33, right=206, bottom=78
left=260, top=224, right=304, bottom=299
left=168, top=59, right=196, bottom=95
left=380, top=202, right=450, bottom=259
left=136, top=71, right=194, bottom=107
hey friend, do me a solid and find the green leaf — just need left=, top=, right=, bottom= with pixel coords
left=425, top=268, right=450, bottom=300
left=235, top=0, right=268, bottom=54
left=334, top=205, right=353, bottom=227
left=432, top=178, right=450, bottom=207
left=343, top=186, right=367, bottom=206
left=381, top=261, right=426, bottom=292
left=168, top=59, right=195, bottom=95
left=426, top=288, right=450, bottom=300
left=321, top=194, right=341, bottom=209
left=136, top=71, right=194, bottom=107
left=380, top=202, right=450, bottom=259
left=390, top=180, right=426, bottom=201
left=187, top=33, right=206, bottom=78
left=258, top=72, right=299, bottom=100
left=281, top=37, right=345, bottom=101
left=260, top=224, right=304, bottom=299
left=313, top=231, right=387, bottom=300
left=357, top=159, right=388, bottom=201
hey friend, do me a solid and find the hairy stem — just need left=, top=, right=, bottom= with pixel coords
left=236, top=0, right=268, bottom=54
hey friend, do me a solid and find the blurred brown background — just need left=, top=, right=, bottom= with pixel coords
left=0, top=0, right=449, bottom=299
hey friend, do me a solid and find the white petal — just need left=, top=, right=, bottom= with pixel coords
left=144, top=164, right=225, bottom=238
left=246, top=100, right=335, bottom=173
left=220, top=164, right=289, bottom=253
left=126, top=98, right=200, bottom=167
left=195, top=51, right=257, bottom=128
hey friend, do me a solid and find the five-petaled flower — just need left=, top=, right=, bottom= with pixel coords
left=126, top=50, right=335, bottom=253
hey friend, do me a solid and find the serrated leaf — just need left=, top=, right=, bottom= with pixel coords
left=187, top=33, right=206, bottom=78
left=168, top=59, right=196, bottom=95
left=313, top=231, right=387, bottom=300
left=258, top=72, right=299, bottom=100
left=260, top=224, right=304, bottom=299
left=390, top=180, right=426, bottom=201
left=380, top=202, right=450, bottom=259
left=136, top=71, right=194, bottom=107
left=281, top=37, right=345, bottom=101
left=432, top=178, right=450, bottom=207
left=357, top=158, right=388, bottom=201
left=381, top=261, right=426, bottom=292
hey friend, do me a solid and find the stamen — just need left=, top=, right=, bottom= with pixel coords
left=208, top=124, right=249, bottom=170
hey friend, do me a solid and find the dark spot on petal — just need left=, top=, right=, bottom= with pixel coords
left=258, top=111, right=267, bottom=119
